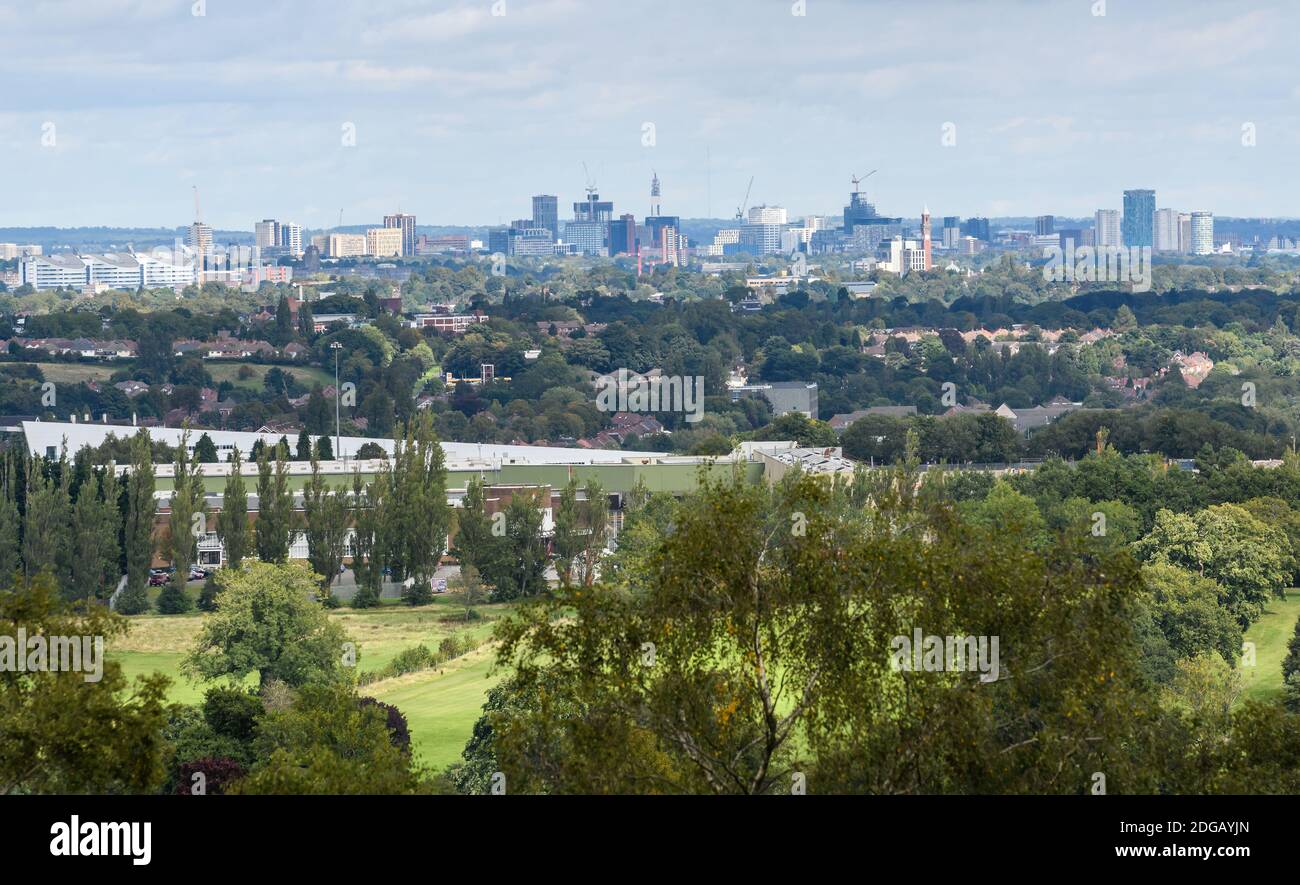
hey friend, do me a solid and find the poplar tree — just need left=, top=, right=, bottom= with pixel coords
left=255, top=446, right=293, bottom=564
left=159, top=433, right=203, bottom=614
left=119, top=429, right=156, bottom=615
left=23, top=445, right=72, bottom=595
left=302, top=458, right=350, bottom=601
left=217, top=446, right=249, bottom=570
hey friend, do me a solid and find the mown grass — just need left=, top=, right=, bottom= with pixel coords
left=108, top=595, right=510, bottom=768
left=1240, top=588, right=1300, bottom=703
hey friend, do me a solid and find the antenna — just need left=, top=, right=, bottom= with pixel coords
left=706, top=146, right=711, bottom=219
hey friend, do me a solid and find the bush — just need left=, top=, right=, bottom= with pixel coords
left=197, top=575, right=220, bottom=612
left=156, top=582, right=194, bottom=614
left=202, top=688, right=262, bottom=742
left=116, top=583, right=150, bottom=615
left=176, top=756, right=246, bottom=795
left=358, top=698, right=411, bottom=754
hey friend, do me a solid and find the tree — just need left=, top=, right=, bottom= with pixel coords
left=452, top=476, right=498, bottom=576
left=483, top=489, right=547, bottom=602
left=302, top=458, right=351, bottom=601
left=296, top=429, right=313, bottom=462
left=159, top=433, right=204, bottom=614
left=194, top=433, right=219, bottom=464
left=450, top=562, right=487, bottom=620
left=23, top=448, right=72, bottom=594
left=1134, top=505, right=1289, bottom=627
left=552, top=479, right=583, bottom=586
left=119, top=430, right=156, bottom=615
left=70, top=468, right=121, bottom=602
left=349, top=471, right=385, bottom=608
left=315, top=435, right=334, bottom=461
left=0, top=572, right=171, bottom=793
left=254, top=446, right=293, bottom=564
left=1283, top=615, right=1300, bottom=713
left=0, top=451, right=21, bottom=587
left=485, top=469, right=1161, bottom=794
left=232, top=683, right=425, bottom=794
left=217, top=446, right=249, bottom=570
left=183, top=561, right=351, bottom=690
left=384, top=414, right=450, bottom=606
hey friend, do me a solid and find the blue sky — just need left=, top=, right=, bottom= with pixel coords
left=2, top=0, right=1297, bottom=228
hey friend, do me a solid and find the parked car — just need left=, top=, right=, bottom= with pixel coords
left=189, top=567, right=207, bottom=582
left=148, top=572, right=169, bottom=586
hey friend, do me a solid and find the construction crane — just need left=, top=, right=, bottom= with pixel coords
left=850, top=169, right=877, bottom=194
left=192, top=185, right=202, bottom=223
left=581, top=161, right=598, bottom=197
left=337, top=208, right=344, bottom=231
left=735, top=176, right=754, bottom=222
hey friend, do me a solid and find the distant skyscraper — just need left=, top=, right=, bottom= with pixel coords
left=1094, top=210, right=1121, bottom=248
left=188, top=222, right=213, bottom=270
left=383, top=213, right=417, bottom=257
left=1058, top=228, right=1085, bottom=250
left=941, top=216, right=961, bottom=249
left=1190, top=211, right=1214, bottom=255
left=608, top=214, right=637, bottom=256
left=279, top=222, right=303, bottom=257
left=1178, top=212, right=1192, bottom=253
left=921, top=206, right=932, bottom=271
left=1035, top=215, right=1055, bottom=235
left=531, top=195, right=558, bottom=242
left=254, top=219, right=280, bottom=250
left=961, top=217, right=990, bottom=242
left=740, top=206, right=787, bottom=255
left=1154, top=209, right=1181, bottom=252
left=1122, top=189, right=1155, bottom=248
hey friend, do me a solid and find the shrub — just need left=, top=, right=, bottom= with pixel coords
left=176, top=756, right=246, bottom=795
left=358, top=697, right=411, bottom=754
left=202, top=688, right=262, bottom=742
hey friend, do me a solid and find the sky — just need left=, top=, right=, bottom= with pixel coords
left=1, top=0, right=1298, bottom=229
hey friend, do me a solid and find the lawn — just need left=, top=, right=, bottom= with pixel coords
left=24, top=361, right=120, bottom=384
left=107, top=596, right=510, bottom=770
left=206, top=361, right=335, bottom=391
left=1239, top=588, right=1300, bottom=703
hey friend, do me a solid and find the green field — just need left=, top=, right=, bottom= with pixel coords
left=109, top=596, right=510, bottom=770
left=1240, top=588, right=1300, bottom=702
left=206, top=361, right=335, bottom=391
left=25, top=361, right=120, bottom=384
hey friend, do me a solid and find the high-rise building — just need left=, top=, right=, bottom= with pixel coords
left=740, top=205, right=787, bottom=255
left=1094, top=210, right=1121, bottom=248
left=365, top=227, right=403, bottom=258
left=383, top=213, right=417, bottom=257
left=573, top=193, right=613, bottom=224
left=1154, top=209, right=1181, bottom=252
left=279, top=222, right=303, bottom=258
left=1035, top=215, right=1055, bottom=236
left=921, top=206, right=932, bottom=271
left=1178, top=213, right=1192, bottom=253
left=1190, top=211, right=1214, bottom=255
left=961, top=217, right=990, bottom=242
left=1058, top=228, right=1086, bottom=250
left=608, top=214, right=638, bottom=256
left=531, top=195, right=558, bottom=242
left=326, top=233, right=367, bottom=258
left=1122, top=189, right=1155, bottom=248
left=188, top=222, right=213, bottom=271
left=254, top=220, right=280, bottom=250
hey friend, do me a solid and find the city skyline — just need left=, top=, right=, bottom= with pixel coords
left=3, top=0, right=1299, bottom=228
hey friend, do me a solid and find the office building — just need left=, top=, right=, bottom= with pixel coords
left=961, top=217, right=990, bottom=241
left=1035, top=215, right=1055, bottom=236
left=531, top=195, right=558, bottom=242
left=254, top=220, right=280, bottom=250
left=1094, top=210, right=1121, bottom=248
left=608, top=214, right=638, bottom=256
left=188, top=222, right=213, bottom=270
left=1058, top=227, right=1086, bottom=249
left=383, top=213, right=417, bottom=256
left=1179, top=213, right=1192, bottom=253
left=326, top=234, right=367, bottom=258
left=1122, top=189, right=1155, bottom=248
left=1190, top=211, right=1214, bottom=255
left=365, top=227, right=403, bottom=258
left=1154, top=209, right=1182, bottom=252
